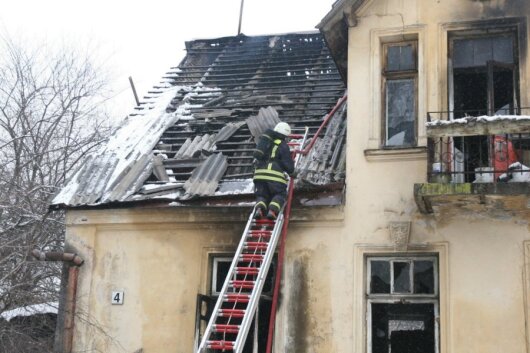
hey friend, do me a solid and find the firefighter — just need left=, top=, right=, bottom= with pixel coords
left=253, top=122, right=295, bottom=220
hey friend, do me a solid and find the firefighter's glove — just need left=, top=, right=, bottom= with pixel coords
left=290, top=169, right=299, bottom=179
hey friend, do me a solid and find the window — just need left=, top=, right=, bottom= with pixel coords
left=196, top=254, right=276, bottom=353
left=367, top=256, right=439, bottom=353
left=382, top=41, right=418, bottom=147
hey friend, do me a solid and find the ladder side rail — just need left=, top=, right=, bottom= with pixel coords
left=233, top=124, right=308, bottom=351
left=264, top=127, right=311, bottom=353
left=233, top=214, right=286, bottom=352
left=197, top=208, right=258, bottom=352
left=299, top=94, right=348, bottom=155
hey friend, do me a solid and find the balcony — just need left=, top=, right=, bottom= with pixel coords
left=414, top=109, right=530, bottom=214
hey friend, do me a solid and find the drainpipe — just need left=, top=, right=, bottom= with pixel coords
left=32, top=250, right=84, bottom=353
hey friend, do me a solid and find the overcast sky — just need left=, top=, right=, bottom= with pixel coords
left=1, top=0, right=335, bottom=120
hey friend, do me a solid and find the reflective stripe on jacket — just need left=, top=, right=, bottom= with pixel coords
left=253, top=131, right=294, bottom=184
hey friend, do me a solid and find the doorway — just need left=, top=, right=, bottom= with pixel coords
left=450, top=32, right=519, bottom=181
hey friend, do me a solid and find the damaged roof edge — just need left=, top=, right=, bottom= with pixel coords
left=316, top=0, right=366, bottom=31
left=49, top=182, right=345, bottom=211
left=184, top=30, right=322, bottom=48
left=317, top=0, right=367, bottom=83
left=51, top=32, right=346, bottom=209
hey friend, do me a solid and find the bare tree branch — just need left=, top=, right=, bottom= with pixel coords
left=0, top=34, right=113, bottom=353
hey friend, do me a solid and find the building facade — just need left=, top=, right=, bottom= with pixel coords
left=57, top=1, right=530, bottom=352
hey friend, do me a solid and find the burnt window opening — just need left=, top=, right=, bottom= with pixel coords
left=195, top=255, right=276, bottom=353
left=382, top=41, right=418, bottom=148
left=367, top=256, right=439, bottom=353
left=449, top=30, right=521, bottom=182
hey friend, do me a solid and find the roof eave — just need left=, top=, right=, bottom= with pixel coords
left=316, top=0, right=351, bottom=31
left=50, top=182, right=345, bottom=211
left=316, top=0, right=367, bottom=83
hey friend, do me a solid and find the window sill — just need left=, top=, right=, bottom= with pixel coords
left=364, top=146, right=427, bottom=161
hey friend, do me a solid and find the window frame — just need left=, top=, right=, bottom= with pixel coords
left=381, top=40, right=419, bottom=148
left=366, top=255, right=440, bottom=353
left=197, top=253, right=275, bottom=353
left=448, top=28, right=520, bottom=117
left=211, top=256, right=233, bottom=296
left=367, top=256, right=439, bottom=298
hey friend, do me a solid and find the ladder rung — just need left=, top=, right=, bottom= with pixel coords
left=287, top=142, right=300, bottom=146
left=231, top=280, right=255, bottom=289
left=213, top=324, right=240, bottom=334
left=240, top=254, right=264, bottom=262
left=219, top=309, right=246, bottom=318
left=207, top=340, right=235, bottom=350
left=289, top=133, right=304, bottom=139
left=244, top=241, right=269, bottom=250
left=253, top=219, right=275, bottom=225
left=224, top=293, right=251, bottom=303
left=248, top=230, right=272, bottom=237
left=235, top=267, right=260, bottom=275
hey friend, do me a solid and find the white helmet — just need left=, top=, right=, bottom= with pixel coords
left=274, top=122, right=291, bottom=136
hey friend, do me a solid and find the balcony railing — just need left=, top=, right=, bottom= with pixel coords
left=426, top=109, right=530, bottom=184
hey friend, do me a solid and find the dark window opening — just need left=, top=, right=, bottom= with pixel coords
left=196, top=255, right=276, bottom=353
left=367, top=256, right=438, bottom=353
left=372, top=303, right=436, bottom=353
left=393, top=261, right=411, bottom=293
left=451, top=31, right=520, bottom=182
left=371, top=261, right=391, bottom=294
left=413, top=261, right=435, bottom=295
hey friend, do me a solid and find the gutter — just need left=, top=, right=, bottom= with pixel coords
left=32, top=250, right=84, bottom=353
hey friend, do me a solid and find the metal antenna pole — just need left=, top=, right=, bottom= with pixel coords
left=128, top=76, right=140, bottom=106
left=237, top=0, right=245, bottom=35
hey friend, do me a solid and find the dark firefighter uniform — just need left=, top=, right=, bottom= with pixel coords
left=253, top=129, right=295, bottom=217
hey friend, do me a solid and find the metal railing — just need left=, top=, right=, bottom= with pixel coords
left=427, top=109, right=530, bottom=183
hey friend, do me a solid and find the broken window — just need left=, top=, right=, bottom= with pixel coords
left=195, top=254, right=276, bottom=353
left=382, top=41, right=418, bottom=147
left=367, top=256, right=439, bottom=353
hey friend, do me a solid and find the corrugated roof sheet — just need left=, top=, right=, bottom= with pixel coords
left=52, top=32, right=346, bottom=207
left=183, top=153, right=228, bottom=198
left=246, top=107, right=281, bottom=142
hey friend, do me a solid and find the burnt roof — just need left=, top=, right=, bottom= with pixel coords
left=52, top=32, right=347, bottom=208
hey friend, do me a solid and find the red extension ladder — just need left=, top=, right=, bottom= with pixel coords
left=196, top=129, right=308, bottom=353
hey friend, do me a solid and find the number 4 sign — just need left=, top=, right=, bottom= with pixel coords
left=111, top=291, right=124, bottom=305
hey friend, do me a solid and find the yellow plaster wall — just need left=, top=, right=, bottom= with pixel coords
left=66, top=1, right=530, bottom=352
left=66, top=207, right=347, bottom=353
left=67, top=208, right=251, bottom=352
left=344, top=0, right=530, bottom=352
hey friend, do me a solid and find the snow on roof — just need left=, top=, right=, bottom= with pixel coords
left=52, top=32, right=347, bottom=208
left=1, top=302, right=58, bottom=322
left=426, top=115, right=530, bottom=127
left=53, top=85, right=219, bottom=206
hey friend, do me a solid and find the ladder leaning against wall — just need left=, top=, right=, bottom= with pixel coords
left=196, top=128, right=309, bottom=353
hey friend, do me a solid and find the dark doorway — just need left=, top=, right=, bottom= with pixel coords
left=371, top=303, right=436, bottom=353
left=451, top=33, right=519, bottom=181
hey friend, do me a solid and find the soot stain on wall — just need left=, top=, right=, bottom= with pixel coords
left=286, top=255, right=309, bottom=352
